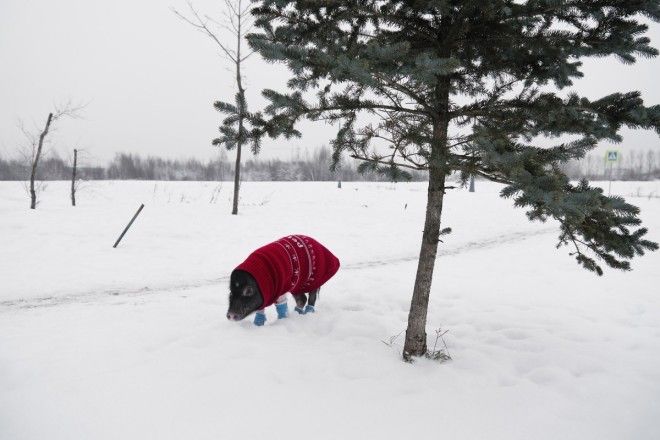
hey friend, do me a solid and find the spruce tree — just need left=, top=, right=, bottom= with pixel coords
left=247, top=1, right=660, bottom=360
left=174, top=0, right=262, bottom=215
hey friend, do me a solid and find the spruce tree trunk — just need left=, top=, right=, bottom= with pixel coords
left=403, top=160, right=447, bottom=360
left=403, top=82, right=450, bottom=360
left=29, top=113, right=53, bottom=210
left=232, top=138, right=242, bottom=215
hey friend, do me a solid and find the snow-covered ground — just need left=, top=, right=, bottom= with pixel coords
left=1, top=180, right=659, bottom=440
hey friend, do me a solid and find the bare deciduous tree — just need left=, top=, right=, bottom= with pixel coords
left=173, top=0, right=257, bottom=215
left=647, top=150, right=657, bottom=178
left=18, top=102, right=84, bottom=209
left=71, top=148, right=78, bottom=206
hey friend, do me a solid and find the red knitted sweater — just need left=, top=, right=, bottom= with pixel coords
left=235, top=235, right=340, bottom=308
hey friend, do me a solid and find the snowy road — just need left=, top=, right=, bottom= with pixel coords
left=0, top=226, right=556, bottom=310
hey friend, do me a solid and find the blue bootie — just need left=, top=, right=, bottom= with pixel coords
left=304, top=305, right=315, bottom=314
left=276, top=302, right=289, bottom=319
left=254, top=312, right=266, bottom=326
left=294, top=306, right=306, bottom=315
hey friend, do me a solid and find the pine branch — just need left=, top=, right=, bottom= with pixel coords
left=350, top=154, right=425, bottom=171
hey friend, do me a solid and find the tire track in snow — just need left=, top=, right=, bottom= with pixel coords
left=343, top=227, right=556, bottom=270
left=0, top=227, right=556, bottom=310
left=0, top=277, right=231, bottom=310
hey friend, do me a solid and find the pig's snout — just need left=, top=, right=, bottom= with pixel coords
left=226, top=312, right=239, bottom=321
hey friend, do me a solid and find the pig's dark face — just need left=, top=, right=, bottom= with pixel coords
left=227, top=270, right=263, bottom=321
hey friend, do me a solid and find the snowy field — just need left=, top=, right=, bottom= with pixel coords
left=1, top=179, right=659, bottom=440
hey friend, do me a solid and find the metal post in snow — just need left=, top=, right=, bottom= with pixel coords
left=113, top=204, right=145, bottom=248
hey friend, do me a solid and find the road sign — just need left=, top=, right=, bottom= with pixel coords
left=606, top=150, right=619, bottom=162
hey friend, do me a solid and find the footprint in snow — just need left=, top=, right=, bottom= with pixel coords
left=501, top=329, right=530, bottom=341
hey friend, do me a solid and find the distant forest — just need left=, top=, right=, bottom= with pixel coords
left=0, top=147, right=427, bottom=182
left=560, top=149, right=660, bottom=181
left=1, top=147, right=659, bottom=182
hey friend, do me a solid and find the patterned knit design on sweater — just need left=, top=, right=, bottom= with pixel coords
left=234, top=235, right=340, bottom=308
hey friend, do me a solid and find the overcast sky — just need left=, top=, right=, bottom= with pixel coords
left=1, top=0, right=658, bottom=165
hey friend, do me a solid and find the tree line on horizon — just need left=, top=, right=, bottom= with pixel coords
left=2, top=146, right=659, bottom=182
left=561, top=149, right=660, bottom=181
left=0, top=147, right=429, bottom=182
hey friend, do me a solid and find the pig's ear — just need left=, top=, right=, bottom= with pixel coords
left=243, top=286, right=255, bottom=297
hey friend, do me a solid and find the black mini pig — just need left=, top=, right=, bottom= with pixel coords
left=226, top=235, right=340, bottom=326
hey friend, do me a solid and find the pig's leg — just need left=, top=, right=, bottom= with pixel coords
left=254, top=296, right=288, bottom=325
left=275, top=294, right=289, bottom=319
left=293, top=293, right=307, bottom=314
left=308, top=289, right=318, bottom=306
left=254, top=306, right=266, bottom=326
left=304, top=288, right=319, bottom=313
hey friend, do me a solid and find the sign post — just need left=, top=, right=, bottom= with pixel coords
left=606, top=150, right=619, bottom=195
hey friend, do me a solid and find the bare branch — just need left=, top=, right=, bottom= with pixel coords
left=52, top=99, right=88, bottom=122
left=204, top=14, right=238, bottom=36
left=222, top=0, right=238, bottom=17
left=240, top=50, right=257, bottom=62
left=172, top=1, right=238, bottom=62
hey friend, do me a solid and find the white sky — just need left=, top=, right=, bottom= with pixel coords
left=1, top=0, right=658, bottom=165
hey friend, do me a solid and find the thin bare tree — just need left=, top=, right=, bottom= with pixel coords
left=21, top=113, right=52, bottom=209
left=173, top=0, right=257, bottom=215
left=647, top=149, right=657, bottom=179
left=18, top=102, right=84, bottom=209
left=71, top=148, right=78, bottom=206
